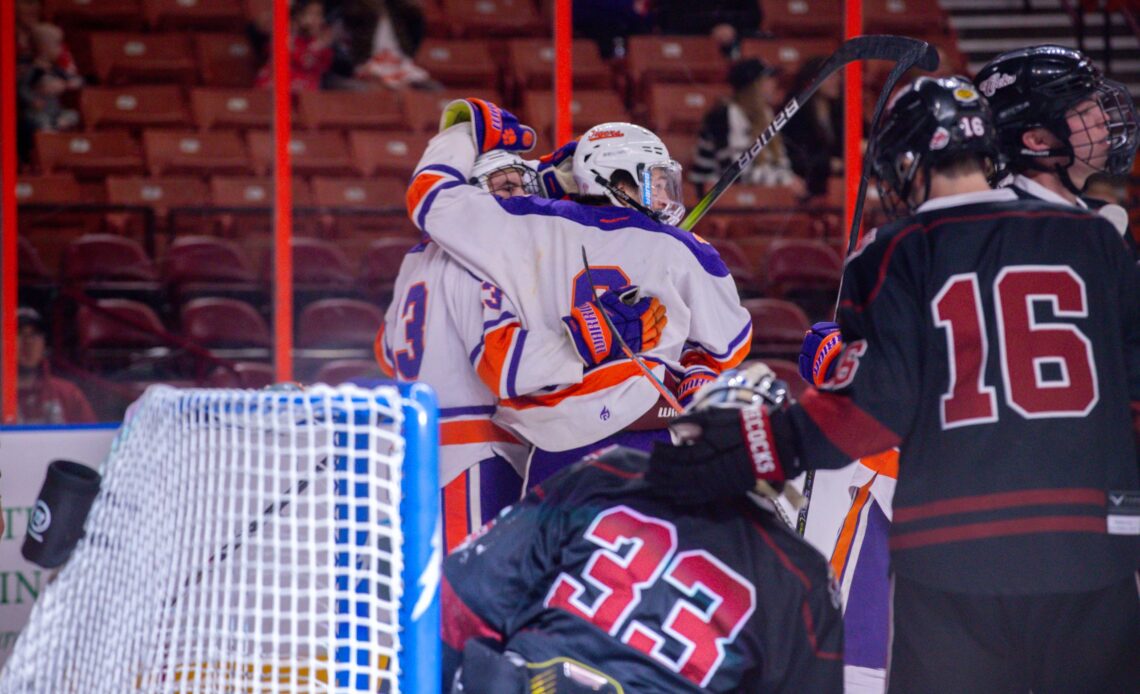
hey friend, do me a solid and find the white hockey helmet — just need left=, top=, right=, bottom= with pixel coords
left=572, top=122, right=686, bottom=225
left=469, top=150, right=539, bottom=198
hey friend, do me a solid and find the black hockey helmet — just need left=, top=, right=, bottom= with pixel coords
left=974, top=45, right=1139, bottom=185
left=871, top=75, right=999, bottom=218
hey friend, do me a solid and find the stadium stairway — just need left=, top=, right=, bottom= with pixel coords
left=942, top=0, right=1140, bottom=95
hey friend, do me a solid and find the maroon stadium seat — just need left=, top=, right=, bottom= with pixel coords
left=80, top=85, right=192, bottom=132
left=312, top=359, right=384, bottom=386
left=297, top=298, right=384, bottom=349
left=35, top=131, right=145, bottom=179
left=204, top=361, right=276, bottom=389
left=441, top=0, right=544, bottom=38
left=142, top=129, right=252, bottom=177
left=246, top=130, right=355, bottom=177
left=189, top=88, right=273, bottom=130
left=647, top=83, right=727, bottom=135
left=160, top=235, right=263, bottom=306
left=61, top=234, right=158, bottom=284
left=349, top=130, right=431, bottom=178
left=506, top=38, right=611, bottom=94
left=180, top=298, right=272, bottom=367
left=296, top=91, right=407, bottom=131
left=740, top=38, right=840, bottom=80
left=358, top=236, right=419, bottom=303
left=521, top=89, right=628, bottom=145
left=626, top=36, right=727, bottom=94
left=416, top=39, right=498, bottom=89
left=761, top=0, right=843, bottom=38
left=741, top=298, right=810, bottom=358
left=44, top=0, right=144, bottom=30
left=763, top=238, right=843, bottom=321
left=141, top=0, right=247, bottom=31
left=88, top=31, right=197, bottom=85
left=194, top=33, right=258, bottom=88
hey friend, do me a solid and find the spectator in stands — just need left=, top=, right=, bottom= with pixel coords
left=18, top=23, right=82, bottom=137
left=573, top=0, right=653, bottom=59
left=17, top=308, right=95, bottom=425
left=351, top=0, right=435, bottom=89
left=690, top=58, right=805, bottom=197
left=255, top=0, right=334, bottom=91
left=783, top=56, right=843, bottom=199
left=655, top=0, right=763, bottom=59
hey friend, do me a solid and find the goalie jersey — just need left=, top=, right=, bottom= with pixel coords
left=406, top=125, right=753, bottom=451
left=786, top=189, right=1140, bottom=595
left=442, top=446, right=843, bottom=693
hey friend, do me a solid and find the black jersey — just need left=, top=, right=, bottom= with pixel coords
left=786, top=190, right=1140, bottom=595
left=441, top=446, right=843, bottom=693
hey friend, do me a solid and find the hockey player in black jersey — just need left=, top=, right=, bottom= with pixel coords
left=440, top=365, right=843, bottom=694
left=975, top=44, right=1140, bottom=256
left=674, top=75, right=1140, bottom=691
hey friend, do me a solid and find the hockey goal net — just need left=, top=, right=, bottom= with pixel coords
left=0, top=383, right=440, bottom=694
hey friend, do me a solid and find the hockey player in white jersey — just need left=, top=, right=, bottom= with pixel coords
left=380, top=146, right=669, bottom=551
left=406, top=98, right=752, bottom=488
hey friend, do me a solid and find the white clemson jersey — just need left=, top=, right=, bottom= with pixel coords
left=377, top=241, right=581, bottom=483
left=405, top=125, right=753, bottom=451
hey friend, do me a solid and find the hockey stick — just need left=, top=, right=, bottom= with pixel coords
left=794, top=40, right=941, bottom=538
left=679, top=35, right=939, bottom=232
left=581, top=247, right=684, bottom=413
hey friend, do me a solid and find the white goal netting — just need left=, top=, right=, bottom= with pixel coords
left=0, top=384, right=440, bottom=694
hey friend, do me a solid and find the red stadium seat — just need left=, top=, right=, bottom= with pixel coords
left=80, top=85, right=191, bottom=131
left=204, top=361, right=276, bottom=388
left=417, top=39, right=498, bottom=89
left=291, top=237, right=356, bottom=288
left=647, top=83, right=727, bottom=135
left=180, top=297, right=271, bottom=353
left=741, top=298, right=810, bottom=358
left=506, top=38, right=611, bottom=94
left=104, top=176, right=210, bottom=217
left=310, top=176, right=407, bottom=210
left=707, top=238, right=760, bottom=295
left=402, top=89, right=503, bottom=132
left=521, top=90, right=628, bottom=145
left=16, top=174, right=107, bottom=272
left=18, top=236, right=53, bottom=283
left=441, top=0, right=544, bottom=38
left=721, top=211, right=820, bottom=240
left=142, top=129, right=252, bottom=177
left=35, top=130, right=145, bottom=179
left=740, top=38, right=840, bottom=80
left=189, top=88, right=272, bottom=130
left=201, top=176, right=313, bottom=241
left=75, top=298, right=170, bottom=376
left=312, top=359, right=384, bottom=385
left=246, top=130, right=355, bottom=177
left=161, top=235, right=262, bottom=307
left=358, top=236, right=419, bottom=302
left=715, top=184, right=803, bottom=212
left=626, top=36, right=727, bottom=94
left=141, top=0, right=247, bottom=31
left=349, top=131, right=430, bottom=178
left=16, top=174, right=83, bottom=204
left=761, top=0, right=843, bottom=38
left=864, top=0, right=948, bottom=35
left=296, top=90, right=406, bottom=131
left=61, top=234, right=159, bottom=284
left=763, top=238, right=842, bottom=321
left=194, top=33, right=258, bottom=88
left=88, top=31, right=197, bottom=85
left=44, top=0, right=144, bottom=30
left=294, top=298, right=384, bottom=377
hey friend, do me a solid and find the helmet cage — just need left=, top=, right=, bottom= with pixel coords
left=469, top=151, right=540, bottom=198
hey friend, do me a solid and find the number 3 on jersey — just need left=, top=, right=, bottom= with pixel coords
left=544, top=506, right=755, bottom=688
left=394, top=282, right=427, bottom=379
left=933, top=266, right=1098, bottom=429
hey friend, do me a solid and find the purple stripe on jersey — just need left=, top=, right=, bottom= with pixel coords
left=411, top=163, right=467, bottom=186
left=482, top=312, right=517, bottom=331
left=684, top=321, right=752, bottom=360
left=505, top=329, right=526, bottom=399
left=844, top=499, right=891, bottom=669
left=417, top=180, right=465, bottom=230
left=493, top=196, right=731, bottom=278
left=468, top=338, right=484, bottom=366
left=440, top=405, right=497, bottom=418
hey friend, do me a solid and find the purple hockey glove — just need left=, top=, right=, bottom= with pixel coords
left=798, top=321, right=843, bottom=386
left=536, top=141, right=577, bottom=198
left=562, top=285, right=667, bottom=366
left=440, top=98, right=536, bottom=153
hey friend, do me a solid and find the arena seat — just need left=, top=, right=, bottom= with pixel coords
left=44, top=0, right=144, bottom=30
left=295, top=299, right=384, bottom=378
left=742, top=298, right=810, bottom=359
left=761, top=0, right=843, bottom=38
left=708, top=237, right=761, bottom=295
left=740, top=37, right=840, bottom=79
left=160, top=235, right=263, bottom=307
left=189, top=88, right=273, bottom=130
left=441, top=0, right=545, bottom=38
left=358, top=237, right=420, bottom=303
left=402, top=89, right=504, bottom=132
left=193, top=33, right=258, bottom=88
left=201, top=175, right=315, bottom=240
left=80, top=85, right=191, bottom=132
left=506, top=38, right=611, bottom=94
left=141, top=0, right=247, bottom=31
left=349, top=131, right=430, bottom=178
left=35, top=131, right=145, bottom=179
left=204, top=361, right=276, bottom=389
left=417, top=39, right=498, bottom=89
left=75, top=298, right=172, bottom=374
left=18, top=236, right=53, bottom=283
left=312, top=359, right=384, bottom=386
left=142, top=129, right=252, bottom=177
left=247, top=130, right=356, bottom=177
left=647, top=83, right=727, bottom=135
left=179, top=297, right=272, bottom=364
left=864, top=0, right=948, bottom=35
left=626, top=36, right=727, bottom=94
left=310, top=176, right=407, bottom=210
left=296, top=91, right=407, bottom=131
left=763, top=238, right=843, bottom=321
left=290, top=237, right=360, bottom=307
left=88, top=31, right=197, bottom=85
left=104, top=175, right=211, bottom=239
left=61, top=234, right=158, bottom=283
left=521, top=89, right=628, bottom=145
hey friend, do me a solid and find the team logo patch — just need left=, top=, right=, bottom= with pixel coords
left=929, top=126, right=951, bottom=151
left=978, top=71, right=1016, bottom=97
left=587, top=129, right=624, bottom=142
left=953, top=86, right=979, bottom=103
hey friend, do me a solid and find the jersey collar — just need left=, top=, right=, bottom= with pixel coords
left=914, top=187, right=1018, bottom=213
left=1008, top=174, right=1088, bottom=209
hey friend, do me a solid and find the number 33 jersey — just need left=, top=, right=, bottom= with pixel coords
left=441, top=447, right=843, bottom=693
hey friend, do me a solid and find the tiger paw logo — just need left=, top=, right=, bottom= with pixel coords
left=599, top=406, right=611, bottom=421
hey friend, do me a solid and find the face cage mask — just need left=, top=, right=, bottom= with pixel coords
left=1066, top=80, right=1140, bottom=176
left=876, top=149, right=922, bottom=220
left=473, top=165, right=540, bottom=199
left=637, top=160, right=686, bottom=226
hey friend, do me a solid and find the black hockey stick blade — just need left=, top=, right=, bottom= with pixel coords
left=680, top=35, right=939, bottom=232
